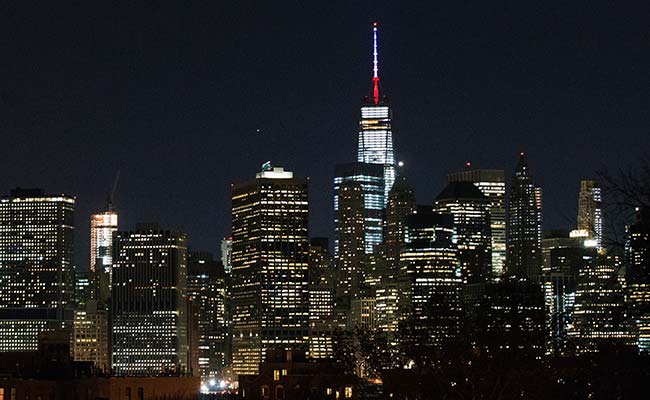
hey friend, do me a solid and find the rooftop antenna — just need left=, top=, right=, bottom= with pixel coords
left=107, top=170, right=120, bottom=212
left=372, top=22, right=380, bottom=105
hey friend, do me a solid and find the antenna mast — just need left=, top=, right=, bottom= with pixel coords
left=372, top=22, right=380, bottom=105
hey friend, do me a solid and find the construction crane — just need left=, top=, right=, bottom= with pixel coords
left=106, top=170, right=120, bottom=212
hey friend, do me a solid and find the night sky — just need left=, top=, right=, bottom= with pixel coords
left=2, top=2, right=649, bottom=269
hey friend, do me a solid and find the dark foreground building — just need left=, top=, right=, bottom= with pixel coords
left=239, top=349, right=355, bottom=400
left=0, top=330, right=199, bottom=400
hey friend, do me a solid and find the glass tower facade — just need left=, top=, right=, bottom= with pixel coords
left=358, top=105, right=395, bottom=202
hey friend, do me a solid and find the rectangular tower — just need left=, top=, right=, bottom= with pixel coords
left=577, top=180, right=603, bottom=250
left=334, top=162, right=384, bottom=256
left=73, top=300, right=110, bottom=372
left=111, top=224, right=189, bottom=375
left=90, top=210, right=118, bottom=303
left=187, top=251, right=229, bottom=379
left=0, top=188, right=75, bottom=352
left=433, top=181, right=493, bottom=283
left=506, top=154, right=543, bottom=278
left=448, top=169, right=506, bottom=278
left=231, top=166, right=310, bottom=376
left=398, top=211, right=462, bottom=360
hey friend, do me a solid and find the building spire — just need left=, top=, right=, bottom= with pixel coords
left=372, top=22, right=380, bottom=104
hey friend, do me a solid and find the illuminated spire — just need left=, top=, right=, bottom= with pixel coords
left=372, top=22, right=380, bottom=104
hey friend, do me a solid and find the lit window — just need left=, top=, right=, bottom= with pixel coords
left=273, top=369, right=280, bottom=381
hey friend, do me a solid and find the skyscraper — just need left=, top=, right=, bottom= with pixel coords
left=0, top=188, right=75, bottom=352
left=335, top=180, right=366, bottom=297
left=90, top=209, right=118, bottom=302
left=334, top=162, right=384, bottom=257
left=568, top=253, right=635, bottom=354
left=539, top=232, right=594, bottom=356
left=231, top=165, right=310, bottom=375
left=111, top=223, right=190, bottom=375
left=448, top=168, right=506, bottom=278
left=577, top=180, right=603, bottom=250
left=375, top=174, right=416, bottom=342
left=357, top=22, right=396, bottom=202
left=398, top=211, right=462, bottom=363
left=433, top=181, right=492, bottom=283
left=626, top=207, right=650, bottom=352
left=506, top=153, right=543, bottom=278
left=308, top=238, right=336, bottom=360
left=383, top=173, right=417, bottom=269
left=221, top=237, right=233, bottom=275
left=187, top=251, right=228, bottom=379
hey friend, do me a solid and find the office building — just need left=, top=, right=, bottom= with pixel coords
left=465, top=277, right=546, bottom=360
left=335, top=180, right=366, bottom=297
left=448, top=168, right=506, bottom=278
left=90, top=210, right=118, bottom=303
left=308, top=239, right=336, bottom=360
left=187, top=251, right=228, bottom=379
left=221, top=237, right=233, bottom=275
left=231, top=165, right=309, bottom=375
left=433, top=181, right=492, bottom=283
left=357, top=22, right=396, bottom=202
left=577, top=180, right=603, bottom=250
left=75, top=269, right=91, bottom=307
left=626, top=207, right=650, bottom=352
left=349, top=298, right=377, bottom=330
left=111, top=224, right=189, bottom=375
left=398, top=211, right=462, bottom=361
left=541, top=234, right=588, bottom=275
left=73, top=300, right=110, bottom=372
left=569, top=253, right=635, bottom=354
left=334, top=162, right=384, bottom=257
left=383, top=173, right=417, bottom=272
left=506, top=153, right=543, bottom=278
left=0, top=188, right=75, bottom=352
left=539, top=232, right=595, bottom=355
left=375, top=175, right=416, bottom=342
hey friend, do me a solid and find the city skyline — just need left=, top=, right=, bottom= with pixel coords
left=2, top=2, right=648, bottom=269
left=1, top=4, right=649, bottom=397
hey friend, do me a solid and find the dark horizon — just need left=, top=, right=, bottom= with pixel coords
left=2, top=1, right=648, bottom=268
